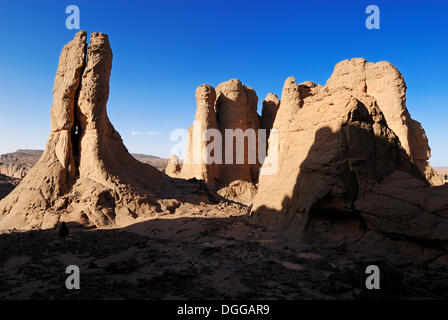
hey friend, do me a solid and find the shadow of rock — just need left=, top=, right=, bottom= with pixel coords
left=0, top=215, right=447, bottom=300
left=251, top=99, right=448, bottom=264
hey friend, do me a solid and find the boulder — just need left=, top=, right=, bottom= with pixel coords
left=217, top=180, right=258, bottom=206
left=215, top=79, right=261, bottom=185
left=165, top=154, right=182, bottom=176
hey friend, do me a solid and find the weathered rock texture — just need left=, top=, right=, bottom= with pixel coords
left=251, top=63, right=448, bottom=260
left=165, top=154, right=181, bottom=176
left=0, top=150, right=42, bottom=179
left=261, top=93, right=280, bottom=139
left=215, top=79, right=261, bottom=185
left=179, top=80, right=263, bottom=185
left=178, top=84, right=219, bottom=183
left=217, top=180, right=258, bottom=206
left=0, top=32, right=173, bottom=230
left=326, top=58, right=442, bottom=185
left=177, top=79, right=272, bottom=203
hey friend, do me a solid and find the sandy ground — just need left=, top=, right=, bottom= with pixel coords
left=0, top=209, right=447, bottom=300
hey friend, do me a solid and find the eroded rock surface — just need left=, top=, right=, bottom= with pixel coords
left=251, top=63, right=448, bottom=261
left=179, top=84, right=219, bottom=184
left=165, top=154, right=181, bottom=177
left=326, top=58, right=442, bottom=185
left=176, top=79, right=265, bottom=204
left=0, top=32, right=175, bottom=230
left=261, top=93, right=280, bottom=139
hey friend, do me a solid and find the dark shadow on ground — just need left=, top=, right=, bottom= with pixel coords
left=0, top=215, right=447, bottom=300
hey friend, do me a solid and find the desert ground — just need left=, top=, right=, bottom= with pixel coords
left=1, top=212, right=447, bottom=300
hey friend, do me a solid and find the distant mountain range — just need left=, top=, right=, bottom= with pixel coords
left=0, top=149, right=168, bottom=180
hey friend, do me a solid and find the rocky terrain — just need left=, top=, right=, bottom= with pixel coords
left=1, top=213, right=447, bottom=300
left=0, top=174, right=20, bottom=200
left=0, top=31, right=447, bottom=300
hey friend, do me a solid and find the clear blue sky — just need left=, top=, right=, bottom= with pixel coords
left=0, top=0, right=447, bottom=165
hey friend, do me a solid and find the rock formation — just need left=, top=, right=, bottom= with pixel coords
left=251, top=62, right=448, bottom=261
left=261, top=93, right=280, bottom=138
left=176, top=79, right=270, bottom=203
left=178, top=84, right=219, bottom=184
left=215, top=79, right=261, bottom=185
left=435, top=168, right=448, bottom=183
left=0, top=31, right=174, bottom=230
left=1, top=37, right=445, bottom=262
left=326, top=58, right=442, bottom=185
left=165, top=154, right=181, bottom=176
left=217, top=180, right=258, bottom=206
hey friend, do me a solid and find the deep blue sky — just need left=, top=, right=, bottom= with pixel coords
left=0, top=0, right=447, bottom=165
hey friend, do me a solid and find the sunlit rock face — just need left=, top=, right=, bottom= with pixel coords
left=0, top=31, right=170, bottom=231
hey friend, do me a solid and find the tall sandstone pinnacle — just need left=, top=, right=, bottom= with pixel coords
left=215, top=79, right=261, bottom=185
left=0, top=31, right=171, bottom=230
left=177, top=84, right=219, bottom=184
left=177, top=79, right=268, bottom=188
left=251, top=61, right=448, bottom=260
left=261, top=93, right=280, bottom=140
